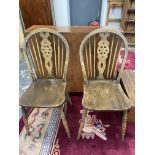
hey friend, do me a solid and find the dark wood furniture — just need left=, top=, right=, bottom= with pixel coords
left=20, top=28, right=71, bottom=138
left=121, top=69, right=135, bottom=122
left=25, top=26, right=135, bottom=123
left=19, top=0, right=55, bottom=29
left=77, top=28, right=131, bottom=141
left=23, top=26, right=135, bottom=136
left=122, top=0, right=135, bottom=46
left=25, top=26, right=123, bottom=93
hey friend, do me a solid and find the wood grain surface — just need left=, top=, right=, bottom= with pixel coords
left=20, top=0, right=54, bottom=29
left=121, top=69, right=135, bottom=122
left=121, top=69, right=135, bottom=106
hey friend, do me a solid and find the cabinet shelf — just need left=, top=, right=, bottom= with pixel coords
left=124, top=31, right=135, bottom=34
left=122, top=0, right=135, bottom=47
left=128, top=8, right=135, bottom=11
left=128, top=43, right=135, bottom=46
left=125, top=19, right=135, bottom=22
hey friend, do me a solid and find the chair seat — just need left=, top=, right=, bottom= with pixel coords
left=19, top=79, right=66, bottom=108
left=82, top=81, right=131, bottom=111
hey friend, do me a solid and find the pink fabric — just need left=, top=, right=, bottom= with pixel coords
left=57, top=95, right=135, bottom=155
left=117, top=50, right=135, bottom=69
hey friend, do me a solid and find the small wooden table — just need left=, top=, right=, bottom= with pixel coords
left=121, top=69, right=135, bottom=122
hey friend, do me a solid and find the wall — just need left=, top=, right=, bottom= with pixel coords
left=70, top=0, right=100, bottom=26
left=19, top=16, right=24, bottom=47
left=100, top=0, right=107, bottom=26
left=52, top=0, right=107, bottom=26
left=52, top=0, right=70, bottom=26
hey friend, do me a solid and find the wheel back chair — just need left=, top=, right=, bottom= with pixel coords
left=77, top=28, right=131, bottom=141
left=19, top=28, right=71, bottom=138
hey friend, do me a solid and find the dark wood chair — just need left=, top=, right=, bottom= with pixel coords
left=77, top=27, right=131, bottom=141
left=19, top=28, right=71, bottom=138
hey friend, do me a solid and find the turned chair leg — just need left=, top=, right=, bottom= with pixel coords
left=60, top=105, right=71, bottom=138
left=65, top=92, right=72, bottom=105
left=21, top=106, right=30, bottom=136
left=77, top=108, right=88, bottom=140
left=121, top=110, right=128, bottom=141
left=64, top=100, right=68, bottom=115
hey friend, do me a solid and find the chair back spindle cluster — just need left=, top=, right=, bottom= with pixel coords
left=80, top=28, right=128, bottom=82
left=22, top=28, right=69, bottom=81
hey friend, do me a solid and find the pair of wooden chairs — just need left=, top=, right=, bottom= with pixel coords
left=19, top=27, right=131, bottom=141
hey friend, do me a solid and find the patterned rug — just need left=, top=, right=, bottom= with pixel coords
left=19, top=108, right=60, bottom=155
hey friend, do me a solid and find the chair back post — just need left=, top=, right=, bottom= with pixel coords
left=22, top=28, right=70, bottom=81
left=79, top=27, right=128, bottom=83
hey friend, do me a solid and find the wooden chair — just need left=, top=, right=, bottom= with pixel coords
left=77, top=27, right=131, bottom=141
left=19, top=28, right=71, bottom=138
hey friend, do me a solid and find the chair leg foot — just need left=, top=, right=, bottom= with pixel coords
left=77, top=108, right=87, bottom=140
left=60, top=105, right=71, bottom=138
left=21, top=106, right=30, bottom=136
left=121, top=110, right=127, bottom=141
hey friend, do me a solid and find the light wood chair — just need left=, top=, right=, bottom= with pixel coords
left=19, top=28, right=71, bottom=138
left=77, top=27, right=131, bottom=141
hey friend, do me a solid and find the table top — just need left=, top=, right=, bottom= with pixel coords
left=25, top=25, right=123, bottom=34
left=121, top=69, right=135, bottom=106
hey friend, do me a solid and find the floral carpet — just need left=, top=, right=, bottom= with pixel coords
left=19, top=108, right=60, bottom=155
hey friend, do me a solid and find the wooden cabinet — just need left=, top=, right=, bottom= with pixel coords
left=106, top=0, right=135, bottom=46
left=122, top=0, right=135, bottom=46
left=106, top=0, right=125, bottom=27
